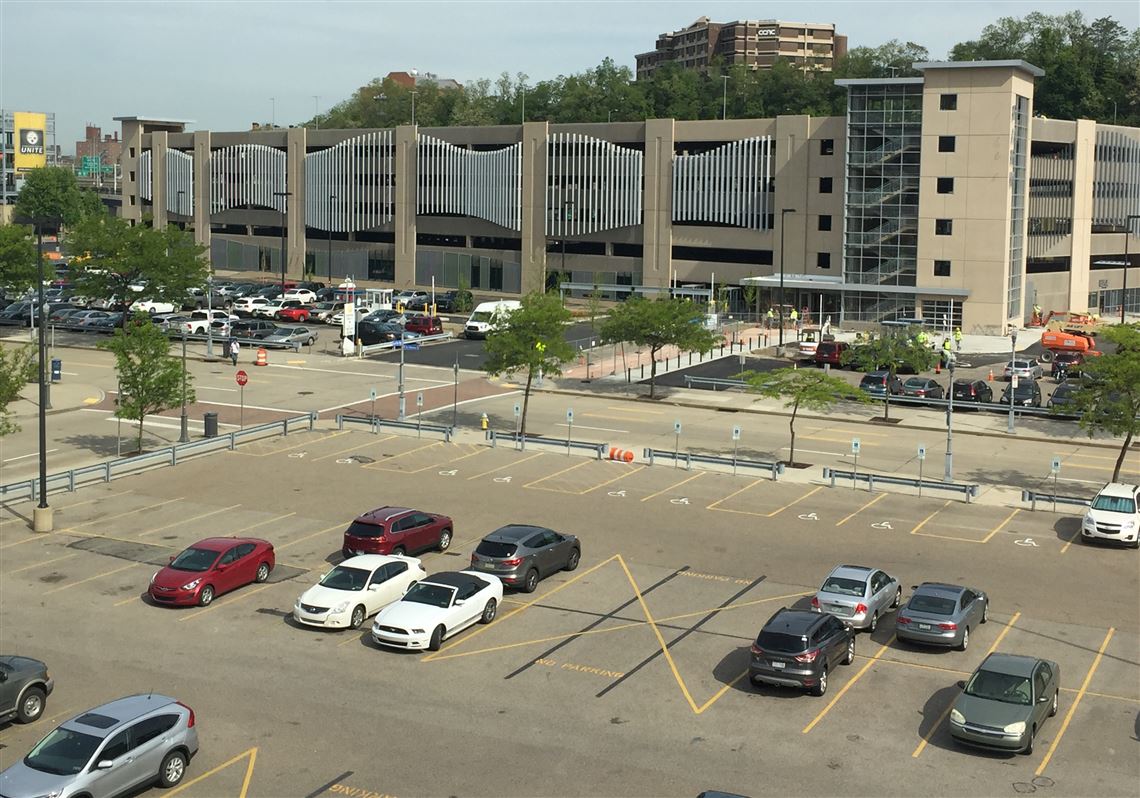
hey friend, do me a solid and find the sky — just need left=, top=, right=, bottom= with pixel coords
left=1, top=0, right=1137, bottom=154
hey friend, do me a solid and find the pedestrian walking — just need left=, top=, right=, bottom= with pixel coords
left=765, top=308, right=775, bottom=329
left=230, top=337, right=240, bottom=367
left=953, top=327, right=963, bottom=352
left=789, top=308, right=798, bottom=328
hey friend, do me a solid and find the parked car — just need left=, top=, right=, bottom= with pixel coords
left=0, top=694, right=198, bottom=795
left=282, top=288, right=317, bottom=305
left=951, top=378, right=993, bottom=405
left=895, top=583, right=989, bottom=650
left=370, top=571, right=504, bottom=651
left=232, top=296, right=271, bottom=317
left=255, top=285, right=284, bottom=299
left=148, top=537, right=275, bottom=607
left=1050, top=351, right=1084, bottom=380
left=1080, top=482, right=1140, bottom=548
left=435, top=289, right=473, bottom=313
left=0, top=655, right=53, bottom=724
left=342, top=506, right=454, bottom=558
left=902, top=377, right=944, bottom=401
left=182, top=310, right=236, bottom=335
left=262, top=325, right=317, bottom=347
left=229, top=319, right=278, bottom=339
left=352, top=320, right=408, bottom=345
left=748, top=608, right=855, bottom=696
left=362, top=309, right=406, bottom=325
left=405, top=315, right=443, bottom=335
left=74, top=310, right=117, bottom=330
left=858, top=370, right=905, bottom=399
left=949, top=653, right=1060, bottom=754
left=811, top=564, right=900, bottom=632
left=48, top=306, right=84, bottom=324
left=999, top=379, right=1043, bottom=407
left=813, top=341, right=849, bottom=368
left=310, top=301, right=344, bottom=323
left=314, top=287, right=339, bottom=302
left=469, top=524, right=581, bottom=593
left=254, top=299, right=299, bottom=319
left=0, top=301, right=32, bottom=326
left=88, top=312, right=126, bottom=332
left=276, top=304, right=314, bottom=323
left=1046, top=379, right=1081, bottom=414
left=295, top=280, right=326, bottom=292
left=294, top=554, right=426, bottom=630
left=1003, top=358, right=1044, bottom=380
left=393, top=290, right=430, bottom=309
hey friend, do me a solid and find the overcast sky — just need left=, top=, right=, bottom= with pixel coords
left=2, top=0, right=1136, bottom=154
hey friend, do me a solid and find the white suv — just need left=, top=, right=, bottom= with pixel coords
left=1081, top=483, right=1140, bottom=548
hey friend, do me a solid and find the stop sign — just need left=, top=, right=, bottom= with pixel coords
left=235, top=370, right=249, bottom=386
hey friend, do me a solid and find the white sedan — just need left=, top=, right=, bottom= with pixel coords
left=283, top=288, right=317, bottom=304
left=294, top=554, right=426, bottom=630
left=371, top=570, right=503, bottom=651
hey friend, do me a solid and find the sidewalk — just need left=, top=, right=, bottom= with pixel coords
left=13, top=380, right=105, bottom=417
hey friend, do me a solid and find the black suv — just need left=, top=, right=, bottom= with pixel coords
left=0, top=654, right=53, bottom=724
left=230, top=319, right=278, bottom=339
left=749, top=608, right=854, bottom=696
left=951, top=378, right=993, bottom=405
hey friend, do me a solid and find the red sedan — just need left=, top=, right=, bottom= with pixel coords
left=276, top=304, right=313, bottom=322
left=342, top=506, right=453, bottom=558
left=405, top=315, right=443, bottom=335
left=149, top=537, right=275, bottom=607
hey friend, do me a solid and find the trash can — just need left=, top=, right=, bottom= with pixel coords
left=51, top=358, right=62, bottom=383
left=203, top=412, right=219, bottom=438
left=222, top=340, right=232, bottom=359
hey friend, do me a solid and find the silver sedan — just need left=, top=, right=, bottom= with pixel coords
left=262, top=325, right=317, bottom=347
left=895, top=582, right=988, bottom=650
left=811, top=564, right=901, bottom=632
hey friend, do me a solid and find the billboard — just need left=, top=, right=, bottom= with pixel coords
left=14, top=112, right=47, bottom=172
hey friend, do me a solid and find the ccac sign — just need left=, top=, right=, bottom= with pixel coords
left=13, top=111, right=47, bottom=172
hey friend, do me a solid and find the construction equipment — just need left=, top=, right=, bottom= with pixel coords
left=1043, top=311, right=1103, bottom=336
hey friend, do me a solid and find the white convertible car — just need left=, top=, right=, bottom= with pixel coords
left=294, top=554, right=425, bottom=630
left=371, top=570, right=503, bottom=651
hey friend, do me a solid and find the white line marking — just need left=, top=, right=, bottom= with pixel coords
left=570, top=424, right=630, bottom=433
left=2, top=448, right=59, bottom=463
left=406, top=391, right=522, bottom=419
left=267, top=363, right=451, bottom=384
left=198, top=386, right=240, bottom=393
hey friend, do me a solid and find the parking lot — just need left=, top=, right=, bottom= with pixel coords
left=1, top=429, right=1137, bottom=796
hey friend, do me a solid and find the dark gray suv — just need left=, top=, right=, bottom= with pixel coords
left=749, top=608, right=855, bottom=696
left=470, top=525, right=580, bottom=592
left=0, top=655, right=53, bottom=725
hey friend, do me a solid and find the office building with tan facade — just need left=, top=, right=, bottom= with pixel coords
left=116, top=60, right=1139, bottom=334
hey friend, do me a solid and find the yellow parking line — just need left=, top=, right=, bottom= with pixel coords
left=801, top=436, right=879, bottom=446
left=54, top=491, right=135, bottom=514
left=177, top=582, right=278, bottom=622
left=360, top=440, right=442, bottom=468
left=232, top=511, right=298, bottom=537
left=137, top=504, right=241, bottom=538
left=402, top=446, right=486, bottom=474
left=1035, top=627, right=1115, bottom=777
left=0, top=535, right=49, bottom=551
left=1059, top=528, right=1083, bottom=555
left=8, top=552, right=79, bottom=574
left=706, top=478, right=766, bottom=510
left=1078, top=688, right=1139, bottom=704
left=912, top=611, right=1021, bottom=758
left=909, top=500, right=951, bottom=535
left=609, top=405, right=663, bottom=414
left=310, top=434, right=398, bottom=462
left=114, top=592, right=146, bottom=607
left=466, top=451, right=544, bottom=480
left=44, top=562, right=142, bottom=595
left=911, top=532, right=990, bottom=544
left=581, top=465, right=647, bottom=494
left=802, top=635, right=896, bottom=734
left=523, top=460, right=591, bottom=488
left=71, top=497, right=184, bottom=530
left=835, top=492, right=886, bottom=526
left=165, top=747, right=258, bottom=798
left=765, top=485, right=823, bottom=517
left=274, top=522, right=345, bottom=551
left=696, top=670, right=750, bottom=714
left=641, top=471, right=705, bottom=502
left=259, top=430, right=347, bottom=456
left=980, top=508, right=1020, bottom=543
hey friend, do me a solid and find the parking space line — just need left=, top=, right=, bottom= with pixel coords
left=232, top=511, right=298, bottom=537
left=641, top=471, right=705, bottom=502
left=401, top=446, right=485, bottom=474
left=136, top=503, right=241, bottom=538
left=980, top=508, right=1021, bottom=543
left=165, top=747, right=258, bottom=798
left=802, top=635, right=896, bottom=734
left=244, top=430, right=348, bottom=457
left=1059, top=528, right=1083, bottom=555
left=909, top=500, right=951, bottom=535
left=466, top=452, right=544, bottom=480
left=911, top=611, right=1021, bottom=758
left=581, top=465, right=647, bottom=494
left=696, top=670, right=750, bottom=714
left=274, top=522, right=345, bottom=551
left=114, top=592, right=146, bottom=607
left=7, top=552, right=78, bottom=574
left=361, top=441, right=442, bottom=469
left=177, top=582, right=279, bottom=622
left=609, top=405, right=662, bottom=414
left=706, top=478, right=766, bottom=511
left=69, top=497, right=184, bottom=530
left=43, top=561, right=143, bottom=595
left=523, top=460, right=591, bottom=488
left=1079, top=688, right=1140, bottom=704
left=311, top=435, right=398, bottom=462
left=835, top=493, right=886, bottom=526
left=1035, top=627, right=1115, bottom=777
left=764, top=485, right=824, bottom=517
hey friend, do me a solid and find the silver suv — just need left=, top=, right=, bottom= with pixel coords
left=811, top=564, right=901, bottom=632
left=0, top=694, right=198, bottom=798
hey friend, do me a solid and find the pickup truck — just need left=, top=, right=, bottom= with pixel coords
left=182, top=310, right=237, bottom=335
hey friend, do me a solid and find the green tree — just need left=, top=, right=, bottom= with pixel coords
left=68, top=214, right=208, bottom=327
left=100, top=314, right=193, bottom=453
left=0, top=224, right=38, bottom=290
left=482, top=292, right=575, bottom=437
left=1061, top=323, right=1140, bottom=481
left=0, top=344, right=36, bottom=437
left=600, top=297, right=720, bottom=399
left=15, top=166, right=103, bottom=227
left=586, top=284, right=604, bottom=331
left=841, top=328, right=938, bottom=420
left=743, top=367, right=869, bottom=466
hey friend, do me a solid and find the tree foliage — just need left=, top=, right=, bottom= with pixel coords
left=100, top=314, right=193, bottom=453
left=743, top=367, right=869, bottom=466
left=482, top=292, right=575, bottom=437
left=841, top=328, right=938, bottom=419
left=600, top=297, right=720, bottom=398
left=15, top=166, right=103, bottom=226
left=0, top=224, right=38, bottom=291
left=0, top=344, right=36, bottom=437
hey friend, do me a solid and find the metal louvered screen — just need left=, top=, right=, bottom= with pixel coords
left=1092, top=128, right=1140, bottom=233
left=1028, top=146, right=1074, bottom=257
left=139, top=150, right=152, bottom=201
left=165, top=150, right=193, bottom=215
left=304, top=130, right=394, bottom=231
left=672, top=136, right=773, bottom=229
left=416, top=135, right=521, bottom=231
left=209, top=144, right=287, bottom=214
left=545, top=133, right=643, bottom=236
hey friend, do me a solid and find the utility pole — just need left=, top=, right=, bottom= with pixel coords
left=274, top=191, right=292, bottom=292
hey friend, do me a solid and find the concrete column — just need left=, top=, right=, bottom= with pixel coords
left=394, top=125, right=418, bottom=286
left=642, top=119, right=675, bottom=290
left=192, top=130, right=211, bottom=253
left=151, top=131, right=168, bottom=229
left=1067, top=119, right=1097, bottom=312
left=773, top=115, right=811, bottom=277
left=520, top=120, right=549, bottom=294
left=119, top=120, right=144, bottom=226
left=286, top=126, right=306, bottom=278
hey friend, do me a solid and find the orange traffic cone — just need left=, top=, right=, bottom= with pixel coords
left=935, top=361, right=941, bottom=375
left=987, top=368, right=994, bottom=381
left=255, top=347, right=268, bottom=366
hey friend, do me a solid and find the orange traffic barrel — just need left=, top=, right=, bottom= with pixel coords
left=255, top=347, right=268, bottom=366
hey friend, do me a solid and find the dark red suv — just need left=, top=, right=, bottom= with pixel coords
left=814, top=341, right=849, bottom=367
left=405, top=315, right=443, bottom=335
left=342, top=506, right=453, bottom=558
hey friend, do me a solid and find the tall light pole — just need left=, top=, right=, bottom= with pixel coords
left=560, top=198, right=575, bottom=293
left=274, top=191, right=291, bottom=292
left=410, top=90, right=417, bottom=126
left=1007, top=327, right=1018, bottom=434
left=397, top=330, right=407, bottom=421
left=178, top=329, right=190, bottom=443
left=1122, top=214, right=1140, bottom=324
left=778, top=208, right=797, bottom=349
left=328, top=194, right=336, bottom=283
left=944, top=355, right=956, bottom=482
left=722, top=75, right=730, bottom=120
left=270, top=97, right=276, bottom=127
left=205, top=274, right=214, bottom=358
left=33, top=219, right=52, bottom=531
left=313, top=95, right=321, bottom=130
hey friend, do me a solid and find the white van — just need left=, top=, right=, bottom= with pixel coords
left=464, top=300, right=521, bottom=339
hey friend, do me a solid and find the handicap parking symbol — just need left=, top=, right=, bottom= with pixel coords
left=438, top=469, right=458, bottom=476
left=797, top=512, right=819, bottom=521
left=493, top=476, right=512, bottom=483
left=669, top=497, right=690, bottom=505
left=871, top=521, right=893, bottom=530
left=607, top=490, right=626, bottom=497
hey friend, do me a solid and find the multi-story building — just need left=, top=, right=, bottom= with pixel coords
left=1, top=109, right=57, bottom=205
left=116, top=60, right=1139, bottom=334
left=75, top=124, right=122, bottom=167
left=635, top=16, right=846, bottom=80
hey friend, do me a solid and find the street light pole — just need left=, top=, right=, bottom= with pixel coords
left=205, top=274, right=214, bottom=357
left=274, top=191, right=292, bottom=293
left=410, top=90, right=417, bottom=126
left=722, top=75, right=729, bottom=120
left=34, top=221, right=51, bottom=531
left=944, top=357, right=955, bottom=482
left=779, top=208, right=797, bottom=350
left=398, top=331, right=406, bottom=421
left=559, top=199, right=575, bottom=294
left=179, top=330, right=190, bottom=443
left=1123, top=214, right=1140, bottom=324
left=1007, top=327, right=1018, bottom=434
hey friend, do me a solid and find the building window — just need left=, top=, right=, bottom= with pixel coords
left=938, top=135, right=955, bottom=153
left=818, top=215, right=832, bottom=231
left=818, top=177, right=833, bottom=193
left=129, top=171, right=136, bottom=182
left=820, top=139, right=834, bottom=155
left=934, top=260, right=951, bottom=277
left=129, top=146, right=136, bottom=158
left=816, top=252, right=831, bottom=269
left=940, top=94, right=957, bottom=111
left=935, top=219, right=953, bottom=235
left=937, top=177, right=954, bottom=194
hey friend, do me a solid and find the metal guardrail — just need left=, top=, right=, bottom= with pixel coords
left=644, top=447, right=784, bottom=478
left=823, top=467, right=979, bottom=502
left=684, top=376, right=748, bottom=391
left=486, top=430, right=607, bottom=459
left=336, top=414, right=453, bottom=442
left=1020, top=490, right=1091, bottom=512
left=357, top=332, right=452, bottom=357
left=0, top=413, right=316, bottom=504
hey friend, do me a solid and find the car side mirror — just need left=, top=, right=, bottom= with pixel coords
left=368, top=584, right=381, bottom=591
left=956, top=680, right=967, bottom=689
left=455, top=599, right=466, bottom=606
left=169, top=556, right=175, bottom=564
left=1037, top=695, right=1049, bottom=703
left=0, top=671, right=7, bottom=682
left=217, top=563, right=228, bottom=571
left=96, top=759, right=114, bottom=770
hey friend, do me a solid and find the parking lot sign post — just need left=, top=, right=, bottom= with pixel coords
left=851, top=438, right=861, bottom=486
left=514, top=403, right=522, bottom=450
left=674, top=420, right=682, bottom=468
left=1051, top=457, right=1061, bottom=511
left=370, top=387, right=377, bottom=420
left=566, top=408, right=573, bottom=455
left=917, top=445, right=926, bottom=497
left=732, top=425, right=741, bottom=475
left=416, top=393, right=424, bottom=437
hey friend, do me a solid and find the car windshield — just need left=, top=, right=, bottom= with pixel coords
left=1091, top=495, right=1137, bottom=514
left=402, top=583, right=456, bottom=608
left=964, top=669, right=1033, bottom=705
left=169, top=547, right=218, bottom=572
left=821, top=577, right=866, bottom=597
left=314, top=302, right=338, bottom=310
left=24, top=727, right=102, bottom=775
left=319, top=566, right=369, bottom=591
left=475, top=540, right=517, bottom=558
left=904, top=378, right=928, bottom=389
left=756, top=630, right=807, bottom=653
left=1010, top=360, right=1032, bottom=369
left=470, top=311, right=492, bottom=322
left=909, top=594, right=956, bottom=615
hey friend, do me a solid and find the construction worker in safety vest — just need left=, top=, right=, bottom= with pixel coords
left=916, top=330, right=928, bottom=346
left=1032, top=303, right=1043, bottom=325
left=953, top=327, right=963, bottom=351
left=766, top=308, right=775, bottom=329
left=789, top=308, right=798, bottom=326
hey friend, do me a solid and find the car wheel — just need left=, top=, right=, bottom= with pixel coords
left=159, top=750, right=188, bottom=787
left=843, top=637, right=855, bottom=666
left=811, top=666, right=828, bottom=697
left=868, top=612, right=878, bottom=633
left=437, top=529, right=452, bottom=551
left=1022, top=725, right=1035, bottom=756
left=198, top=585, right=214, bottom=607
left=428, top=625, right=445, bottom=651
left=392, top=546, right=406, bottom=556
left=522, top=569, right=539, bottom=593
left=342, top=547, right=353, bottom=560
left=1050, top=691, right=1058, bottom=717
left=891, top=587, right=901, bottom=608
left=480, top=598, right=498, bottom=624
left=255, top=562, right=271, bottom=583
left=17, top=687, right=45, bottom=723
left=958, top=626, right=969, bottom=651
left=982, top=602, right=989, bottom=623
left=350, top=605, right=366, bottom=629
left=564, top=548, right=581, bottom=571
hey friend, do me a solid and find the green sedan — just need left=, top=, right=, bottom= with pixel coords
left=949, top=653, right=1060, bottom=754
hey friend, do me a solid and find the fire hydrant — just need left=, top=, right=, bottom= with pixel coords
left=480, top=412, right=489, bottom=431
